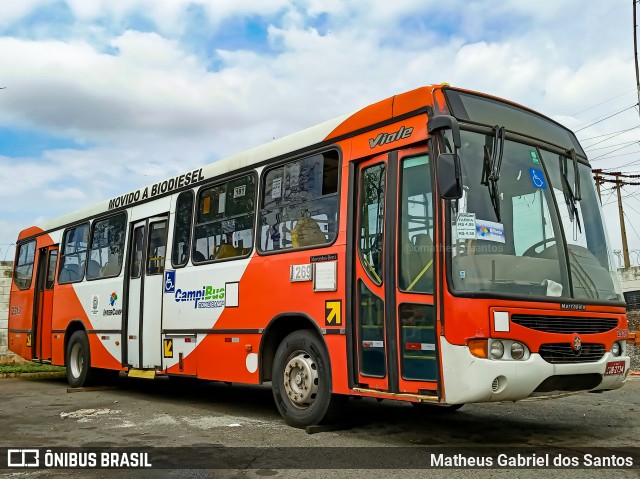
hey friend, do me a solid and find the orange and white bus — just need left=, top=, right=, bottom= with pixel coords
left=8, top=84, right=630, bottom=428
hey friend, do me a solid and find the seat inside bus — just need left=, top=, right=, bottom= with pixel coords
left=59, top=263, right=81, bottom=283
left=291, top=215, right=326, bottom=248
left=400, top=233, right=434, bottom=292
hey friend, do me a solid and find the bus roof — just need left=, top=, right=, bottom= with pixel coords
left=19, top=85, right=439, bottom=240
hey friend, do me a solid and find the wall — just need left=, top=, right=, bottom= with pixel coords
left=619, top=267, right=640, bottom=310
left=0, top=261, right=15, bottom=359
left=619, top=266, right=640, bottom=293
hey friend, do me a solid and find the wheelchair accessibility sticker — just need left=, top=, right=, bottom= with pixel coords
left=164, top=270, right=176, bottom=293
left=529, top=168, right=547, bottom=189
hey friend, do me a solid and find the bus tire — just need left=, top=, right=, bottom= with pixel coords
left=65, top=330, right=96, bottom=388
left=271, top=330, right=343, bottom=428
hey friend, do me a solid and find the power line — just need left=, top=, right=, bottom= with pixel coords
left=590, top=141, right=639, bottom=161
left=596, top=151, right=640, bottom=164
left=582, top=125, right=640, bottom=149
left=574, top=104, right=638, bottom=132
left=597, top=178, right=640, bottom=186
left=584, top=139, right=640, bottom=151
left=593, top=169, right=640, bottom=178
left=602, top=158, right=640, bottom=169
left=572, top=89, right=636, bottom=116
left=579, top=125, right=640, bottom=142
left=590, top=150, right=640, bottom=161
left=624, top=210, right=640, bottom=243
left=621, top=185, right=640, bottom=199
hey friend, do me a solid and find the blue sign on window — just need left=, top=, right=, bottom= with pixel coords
left=529, top=168, right=547, bottom=189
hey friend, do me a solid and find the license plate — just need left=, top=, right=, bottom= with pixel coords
left=604, top=360, right=625, bottom=376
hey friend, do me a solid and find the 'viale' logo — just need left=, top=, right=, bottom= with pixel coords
left=368, top=126, right=414, bottom=148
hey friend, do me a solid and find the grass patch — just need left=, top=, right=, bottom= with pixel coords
left=0, top=363, right=65, bottom=374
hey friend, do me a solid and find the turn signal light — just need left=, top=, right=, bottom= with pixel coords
left=468, top=339, right=488, bottom=358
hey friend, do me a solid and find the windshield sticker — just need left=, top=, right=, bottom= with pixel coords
left=272, top=177, right=282, bottom=199
left=475, top=219, right=505, bottom=243
left=529, top=168, right=547, bottom=189
left=456, top=212, right=477, bottom=239
left=530, top=150, right=540, bottom=165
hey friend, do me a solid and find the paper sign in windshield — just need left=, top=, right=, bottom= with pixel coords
left=476, top=219, right=505, bottom=243
left=456, top=213, right=477, bottom=239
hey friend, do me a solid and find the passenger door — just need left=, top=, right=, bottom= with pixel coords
left=351, top=147, right=438, bottom=395
left=126, top=216, right=169, bottom=369
left=33, top=246, right=58, bottom=360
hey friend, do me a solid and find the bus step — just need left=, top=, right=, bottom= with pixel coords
left=128, top=369, right=156, bottom=379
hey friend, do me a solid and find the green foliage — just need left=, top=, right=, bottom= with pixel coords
left=0, top=363, right=64, bottom=374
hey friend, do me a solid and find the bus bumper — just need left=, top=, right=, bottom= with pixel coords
left=439, top=337, right=631, bottom=405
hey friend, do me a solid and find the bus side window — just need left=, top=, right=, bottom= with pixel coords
left=58, top=224, right=89, bottom=284
left=13, top=240, right=36, bottom=290
left=171, top=191, right=194, bottom=268
left=258, top=151, right=339, bottom=252
left=193, top=174, right=256, bottom=263
left=46, top=250, right=58, bottom=289
left=147, top=220, right=168, bottom=275
left=86, top=213, right=126, bottom=280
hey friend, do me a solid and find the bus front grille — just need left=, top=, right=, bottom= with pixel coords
left=511, top=315, right=617, bottom=334
left=538, top=343, right=605, bottom=364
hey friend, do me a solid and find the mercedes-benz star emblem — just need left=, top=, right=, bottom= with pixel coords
left=571, top=333, right=582, bottom=353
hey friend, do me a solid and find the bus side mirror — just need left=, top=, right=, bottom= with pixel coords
left=437, top=153, right=463, bottom=200
left=428, top=114, right=463, bottom=199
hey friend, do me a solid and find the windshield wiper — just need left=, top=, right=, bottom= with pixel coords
left=569, top=148, right=581, bottom=201
left=481, top=125, right=505, bottom=222
left=559, top=152, right=582, bottom=233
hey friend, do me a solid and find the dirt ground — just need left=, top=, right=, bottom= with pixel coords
left=0, top=375, right=639, bottom=479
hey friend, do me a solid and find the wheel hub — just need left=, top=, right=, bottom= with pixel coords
left=283, top=352, right=319, bottom=409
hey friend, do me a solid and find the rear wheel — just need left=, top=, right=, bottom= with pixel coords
left=65, top=331, right=97, bottom=387
left=271, top=330, right=344, bottom=428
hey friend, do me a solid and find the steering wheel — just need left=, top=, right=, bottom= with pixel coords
left=522, top=237, right=557, bottom=257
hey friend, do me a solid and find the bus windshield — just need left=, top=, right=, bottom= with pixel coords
left=449, top=130, right=623, bottom=302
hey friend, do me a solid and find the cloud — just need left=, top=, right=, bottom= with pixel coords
left=0, top=0, right=638, bottom=255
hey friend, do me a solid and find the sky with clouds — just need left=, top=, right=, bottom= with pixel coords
left=1, top=0, right=639, bottom=265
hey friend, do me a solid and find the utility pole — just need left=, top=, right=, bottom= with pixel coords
left=594, top=171, right=602, bottom=203
left=616, top=175, right=632, bottom=269
left=635, top=0, right=640, bottom=114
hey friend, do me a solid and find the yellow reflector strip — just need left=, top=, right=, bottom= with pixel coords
left=128, top=369, right=156, bottom=379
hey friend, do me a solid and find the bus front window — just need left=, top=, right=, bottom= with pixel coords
left=543, top=153, right=623, bottom=301
left=449, top=130, right=622, bottom=302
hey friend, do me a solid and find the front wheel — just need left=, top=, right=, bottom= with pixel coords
left=271, top=330, right=344, bottom=428
left=65, top=331, right=96, bottom=387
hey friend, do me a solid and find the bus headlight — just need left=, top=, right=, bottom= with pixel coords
left=490, top=340, right=504, bottom=359
left=511, top=342, right=525, bottom=360
left=611, top=342, right=621, bottom=357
